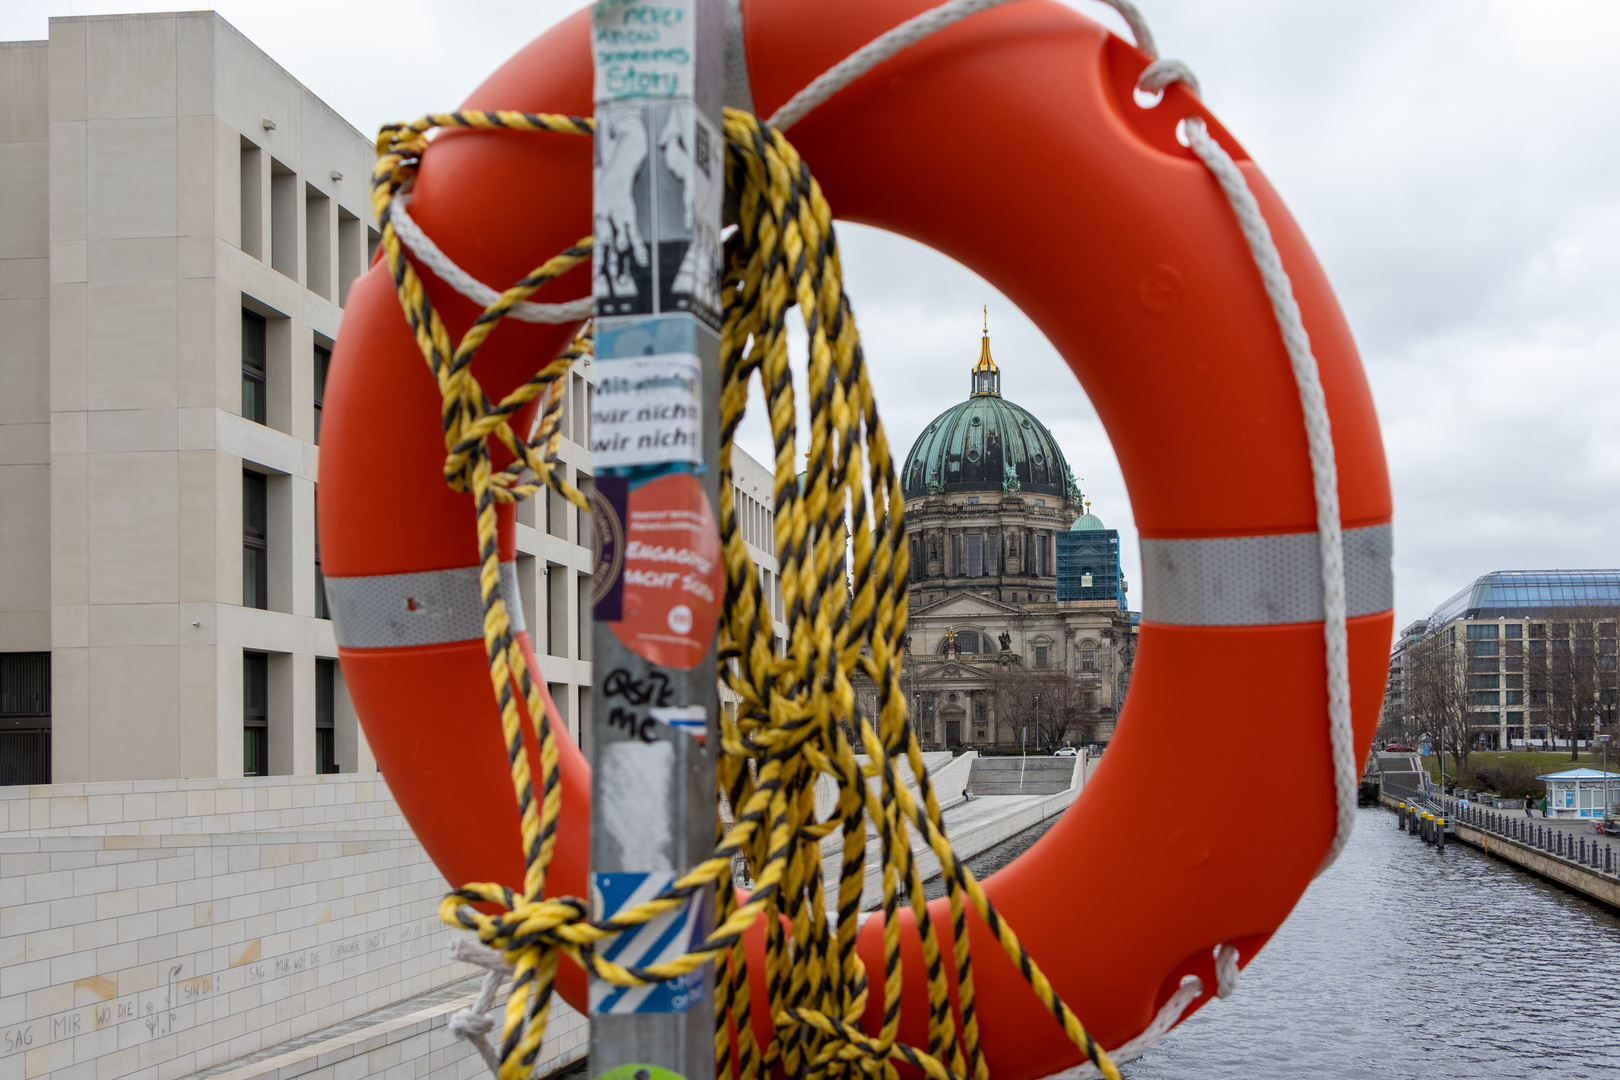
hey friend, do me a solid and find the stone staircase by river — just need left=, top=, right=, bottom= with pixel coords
left=967, top=755, right=1078, bottom=796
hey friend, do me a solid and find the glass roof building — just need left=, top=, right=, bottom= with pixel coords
left=1430, top=570, right=1620, bottom=626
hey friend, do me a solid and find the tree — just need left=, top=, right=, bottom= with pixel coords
left=1406, top=626, right=1471, bottom=784
left=1525, top=608, right=1614, bottom=760
left=987, top=659, right=1096, bottom=751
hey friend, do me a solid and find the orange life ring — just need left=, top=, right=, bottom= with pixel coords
left=319, top=0, right=1393, bottom=1073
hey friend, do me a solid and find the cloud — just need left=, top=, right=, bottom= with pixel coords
left=8, top=0, right=1617, bottom=630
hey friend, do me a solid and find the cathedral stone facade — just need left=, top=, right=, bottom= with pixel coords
left=890, top=321, right=1136, bottom=751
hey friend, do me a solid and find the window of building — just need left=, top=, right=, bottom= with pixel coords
left=244, top=652, right=268, bottom=776
left=1468, top=691, right=1500, bottom=707
left=1504, top=623, right=1523, bottom=639
left=1505, top=639, right=1524, bottom=656
left=1081, top=649, right=1096, bottom=672
left=957, top=631, right=981, bottom=655
left=316, top=658, right=336, bottom=773
left=1466, top=674, right=1499, bottom=690
left=1081, top=689, right=1096, bottom=710
left=1529, top=623, right=1545, bottom=638
left=578, top=473, right=592, bottom=547
left=240, top=140, right=263, bottom=259
left=1505, top=674, right=1524, bottom=689
left=1034, top=646, right=1048, bottom=669
left=1505, top=690, right=1525, bottom=705
left=243, top=471, right=268, bottom=609
left=1505, top=656, right=1524, bottom=673
left=313, top=343, right=330, bottom=443
left=1601, top=622, right=1618, bottom=639
left=338, top=207, right=363, bottom=306
left=1552, top=623, right=1570, bottom=639
left=242, top=310, right=267, bottom=423
left=1470, top=640, right=1498, bottom=657
left=270, top=159, right=297, bottom=279
left=314, top=486, right=328, bottom=619
left=965, top=533, right=983, bottom=577
left=986, top=533, right=998, bottom=576
left=305, top=184, right=332, bottom=300
left=547, top=564, right=568, bottom=657
left=0, top=653, right=51, bottom=786
left=1466, top=657, right=1498, bottom=673
left=1467, top=624, right=1498, bottom=639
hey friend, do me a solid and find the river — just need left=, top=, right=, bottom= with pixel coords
left=942, top=805, right=1620, bottom=1078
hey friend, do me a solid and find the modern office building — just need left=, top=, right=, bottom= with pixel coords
left=1386, top=570, right=1620, bottom=750
left=0, top=13, right=796, bottom=787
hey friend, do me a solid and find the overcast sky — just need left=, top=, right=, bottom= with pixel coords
left=7, top=0, right=1618, bottom=629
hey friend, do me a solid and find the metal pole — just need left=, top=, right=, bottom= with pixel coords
left=588, top=3, right=724, bottom=1075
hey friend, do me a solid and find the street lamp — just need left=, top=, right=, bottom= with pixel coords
left=1034, top=693, right=1041, bottom=753
left=1599, top=733, right=1613, bottom=819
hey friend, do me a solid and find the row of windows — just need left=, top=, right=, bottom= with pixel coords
left=734, top=487, right=773, bottom=553
left=238, top=138, right=376, bottom=306
left=241, top=309, right=333, bottom=441
left=912, top=529, right=1053, bottom=579
left=242, top=653, right=338, bottom=776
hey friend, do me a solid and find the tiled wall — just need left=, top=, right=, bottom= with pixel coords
left=0, top=776, right=586, bottom=1080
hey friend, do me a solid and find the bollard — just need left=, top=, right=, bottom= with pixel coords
left=1608, top=847, right=1613, bottom=875
left=1399, top=803, right=1407, bottom=831
left=1437, top=817, right=1446, bottom=850
left=1581, top=837, right=1587, bottom=863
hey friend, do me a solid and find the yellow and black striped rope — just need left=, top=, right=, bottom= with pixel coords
left=370, top=108, right=1122, bottom=1080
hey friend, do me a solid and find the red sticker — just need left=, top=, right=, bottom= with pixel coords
left=610, top=472, right=722, bottom=670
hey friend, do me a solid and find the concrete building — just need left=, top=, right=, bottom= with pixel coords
left=892, top=322, right=1136, bottom=751
left=0, top=12, right=795, bottom=786
left=0, top=12, right=385, bottom=784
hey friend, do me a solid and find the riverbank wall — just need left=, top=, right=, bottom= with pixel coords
left=1378, top=789, right=1620, bottom=911
left=0, top=776, right=586, bottom=1080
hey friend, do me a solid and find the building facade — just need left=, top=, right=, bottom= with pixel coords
left=894, top=322, right=1135, bottom=751
left=1384, top=570, right=1620, bottom=751
left=0, top=12, right=790, bottom=785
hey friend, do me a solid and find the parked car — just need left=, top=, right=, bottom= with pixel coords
left=1384, top=744, right=1415, bottom=752
left=1054, top=746, right=1079, bottom=757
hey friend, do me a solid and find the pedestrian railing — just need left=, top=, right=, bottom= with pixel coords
left=1431, top=797, right=1620, bottom=879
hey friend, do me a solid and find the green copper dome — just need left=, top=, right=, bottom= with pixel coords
left=901, top=327, right=1077, bottom=501
left=1070, top=511, right=1105, bottom=530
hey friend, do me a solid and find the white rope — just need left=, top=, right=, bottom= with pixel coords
left=768, top=0, right=1024, bottom=131
left=446, top=936, right=513, bottom=1080
left=390, top=193, right=593, bottom=324
left=1181, top=117, right=1357, bottom=874
left=1041, top=944, right=1243, bottom=1079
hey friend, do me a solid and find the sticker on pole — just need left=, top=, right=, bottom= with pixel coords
left=590, top=476, right=629, bottom=621
left=590, top=351, right=702, bottom=469
left=589, top=871, right=708, bottom=1015
left=611, top=473, right=721, bottom=669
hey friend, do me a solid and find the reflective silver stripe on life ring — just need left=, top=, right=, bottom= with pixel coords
left=1141, top=523, right=1392, bottom=626
left=325, top=562, right=525, bottom=649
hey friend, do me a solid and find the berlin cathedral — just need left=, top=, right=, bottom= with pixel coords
left=891, top=317, right=1137, bottom=751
